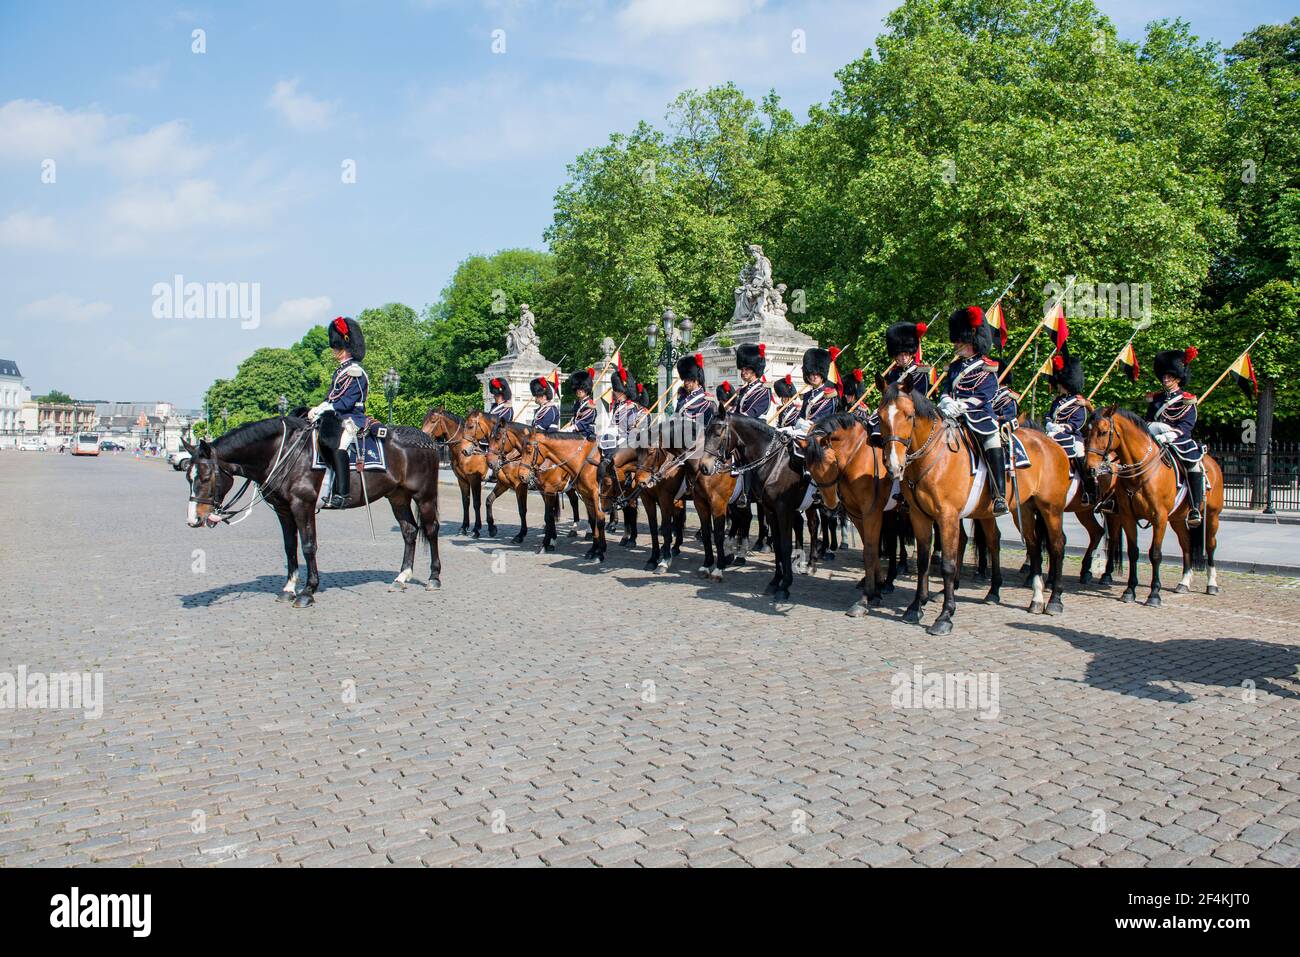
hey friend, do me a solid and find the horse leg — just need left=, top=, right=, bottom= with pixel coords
left=484, top=480, right=499, bottom=537
left=980, top=517, right=1001, bottom=604
left=1173, top=520, right=1194, bottom=594
left=418, top=494, right=441, bottom=590
left=470, top=477, right=483, bottom=538
left=927, top=515, right=961, bottom=636
left=644, top=497, right=663, bottom=571
left=1100, top=513, right=1120, bottom=586
left=773, top=505, right=793, bottom=602
left=511, top=483, right=528, bottom=544
left=623, top=504, right=638, bottom=547
left=711, top=501, right=727, bottom=580
left=457, top=476, right=470, bottom=536
left=541, top=491, right=557, bottom=552
left=903, top=511, right=933, bottom=625
left=697, top=501, right=715, bottom=577
left=1206, top=509, right=1220, bottom=595
left=592, top=491, right=607, bottom=563
left=1022, top=508, right=1045, bottom=614
left=387, top=495, right=418, bottom=591
left=275, top=506, right=300, bottom=602
left=1146, top=513, right=1167, bottom=607
left=1120, top=514, right=1140, bottom=603
left=672, top=501, right=685, bottom=555
left=1044, top=508, right=1066, bottom=615
left=1078, top=508, right=1103, bottom=584
left=292, top=503, right=319, bottom=608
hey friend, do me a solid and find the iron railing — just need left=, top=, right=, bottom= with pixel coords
left=1206, top=442, right=1300, bottom=512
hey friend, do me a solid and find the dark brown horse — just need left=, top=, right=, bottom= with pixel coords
left=184, top=416, right=441, bottom=607
left=422, top=408, right=487, bottom=537
left=1085, top=406, right=1224, bottom=604
left=622, top=444, right=688, bottom=572
left=876, top=386, right=1070, bottom=635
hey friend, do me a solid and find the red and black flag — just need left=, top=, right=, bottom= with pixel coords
left=1229, top=351, right=1258, bottom=399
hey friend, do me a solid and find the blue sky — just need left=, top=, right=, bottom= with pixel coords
left=0, top=0, right=1292, bottom=407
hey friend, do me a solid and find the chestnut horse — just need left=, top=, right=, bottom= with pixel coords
left=476, top=410, right=576, bottom=551
left=876, top=386, right=1070, bottom=635
left=802, top=413, right=897, bottom=616
left=1085, top=406, right=1223, bottom=605
left=422, top=409, right=488, bottom=537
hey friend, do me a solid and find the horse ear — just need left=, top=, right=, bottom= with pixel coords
left=875, top=373, right=887, bottom=394
left=181, top=437, right=195, bottom=455
left=198, top=439, right=212, bottom=457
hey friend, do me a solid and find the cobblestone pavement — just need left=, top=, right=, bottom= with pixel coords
left=2, top=451, right=1298, bottom=868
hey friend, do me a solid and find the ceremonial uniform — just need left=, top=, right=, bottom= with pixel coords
left=798, top=348, right=840, bottom=425
left=675, top=354, right=715, bottom=435
left=1146, top=347, right=1204, bottom=525
left=940, top=305, right=1007, bottom=513
left=487, top=377, right=514, bottom=424
left=1044, top=350, right=1097, bottom=506
left=844, top=369, right=871, bottom=425
left=529, top=377, right=559, bottom=432
left=773, top=375, right=801, bottom=428
left=566, top=368, right=597, bottom=439
left=733, top=344, right=772, bottom=420
left=309, top=316, right=368, bottom=509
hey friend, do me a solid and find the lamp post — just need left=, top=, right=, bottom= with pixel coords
left=278, top=394, right=288, bottom=418
left=646, top=308, right=694, bottom=411
left=221, top=406, right=229, bottom=434
left=383, top=368, right=400, bottom=427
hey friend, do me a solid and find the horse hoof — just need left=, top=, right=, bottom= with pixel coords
left=1175, top=583, right=1189, bottom=594
left=388, top=581, right=406, bottom=593
left=655, top=562, right=669, bottom=574
left=487, top=525, right=498, bottom=537
left=1146, top=594, right=1162, bottom=608
left=868, top=594, right=883, bottom=609
left=293, top=594, right=314, bottom=609
left=458, top=526, right=469, bottom=536
left=902, top=607, right=921, bottom=624
left=697, top=565, right=710, bottom=577
left=1046, top=600, right=1064, bottom=615
left=846, top=602, right=867, bottom=618
left=709, top=570, right=723, bottom=582
left=277, top=590, right=295, bottom=603
left=881, top=581, right=895, bottom=595
left=926, top=619, right=953, bottom=637
left=644, top=558, right=658, bottom=571
left=543, top=543, right=555, bottom=553
left=511, top=534, right=525, bottom=545
left=984, top=591, right=1000, bottom=604
left=1121, top=590, right=1136, bottom=603
left=567, top=529, right=578, bottom=538
left=772, top=588, right=790, bottom=602
left=731, top=556, right=746, bottom=566
left=425, top=579, right=441, bottom=591
left=1207, top=585, right=1219, bottom=595
left=1029, top=601, right=1045, bottom=615
left=1079, top=571, right=1092, bottom=585
left=671, top=546, right=682, bottom=556
left=1100, top=574, right=1114, bottom=586
left=824, top=550, right=836, bottom=561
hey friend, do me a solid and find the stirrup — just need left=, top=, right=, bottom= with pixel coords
left=1095, top=497, right=1116, bottom=515
left=325, top=493, right=348, bottom=509
left=1186, top=507, right=1202, bottom=528
left=991, top=495, right=1009, bottom=515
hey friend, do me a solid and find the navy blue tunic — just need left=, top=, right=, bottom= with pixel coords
left=326, top=359, right=369, bottom=428
left=1145, top=389, right=1202, bottom=462
left=940, top=355, right=999, bottom=436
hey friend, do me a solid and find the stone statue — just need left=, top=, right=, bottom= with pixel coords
left=506, top=303, right=541, bottom=358
left=732, top=243, right=785, bottom=325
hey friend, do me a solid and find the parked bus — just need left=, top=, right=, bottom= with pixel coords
left=72, top=432, right=101, bottom=456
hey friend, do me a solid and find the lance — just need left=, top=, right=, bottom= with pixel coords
left=1087, top=318, right=1151, bottom=401
left=767, top=384, right=811, bottom=424
left=1000, top=274, right=1071, bottom=384
left=1196, top=331, right=1266, bottom=406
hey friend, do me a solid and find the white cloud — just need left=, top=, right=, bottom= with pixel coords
left=267, top=79, right=337, bottom=132
left=618, top=0, right=764, bottom=35
left=0, top=211, right=59, bottom=249
left=0, top=99, right=207, bottom=176
left=122, top=62, right=169, bottom=92
left=104, top=179, right=263, bottom=235
left=18, top=293, right=112, bottom=323
left=267, top=296, right=333, bottom=329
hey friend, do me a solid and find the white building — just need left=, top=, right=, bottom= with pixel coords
left=0, top=359, right=31, bottom=441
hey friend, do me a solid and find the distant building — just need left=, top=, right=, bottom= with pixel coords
left=0, top=359, right=28, bottom=437
left=21, top=398, right=97, bottom=436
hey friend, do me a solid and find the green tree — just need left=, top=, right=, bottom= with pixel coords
left=37, top=389, right=74, bottom=404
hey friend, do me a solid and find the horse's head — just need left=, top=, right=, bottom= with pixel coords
left=802, top=417, right=848, bottom=509
left=184, top=437, right=233, bottom=528
left=697, top=417, right=733, bottom=476
left=876, top=386, right=931, bottom=481
left=464, top=410, right=492, bottom=444
left=421, top=407, right=450, bottom=440
left=1085, top=406, right=1127, bottom=477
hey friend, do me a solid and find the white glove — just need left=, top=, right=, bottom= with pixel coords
left=1045, top=422, right=1062, bottom=435
left=307, top=402, right=332, bottom=422
left=1153, top=429, right=1175, bottom=446
left=938, top=395, right=964, bottom=418
left=1147, top=422, right=1173, bottom=438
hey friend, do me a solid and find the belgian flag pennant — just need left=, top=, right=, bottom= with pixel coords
left=1118, top=342, right=1140, bottom=383
left=988, top=300, right=1009, bottom=350
left=1042, top=296, right=1069, bottom=351
left=1229, top=351, right=1257, bottom=399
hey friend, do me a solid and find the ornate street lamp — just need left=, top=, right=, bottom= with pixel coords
left=221, top=406, right=229, bottom=433
left=278, top=394, right=288, bottom=417
left=383, top=368, right=400, bottom=427
left=646, top=308, right=693, bottom=410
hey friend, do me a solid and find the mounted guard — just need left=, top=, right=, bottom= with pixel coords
left=1146, top=347, right=1204, bottom=527
left=567, top=368, right=598, bottom=439
left=529, top=376, right=560, bottom=432
left=733, top=344, right=772, bottom=418
left=487, top=378, right=514, bottom=423
left=772, top=374, right=801, bottom=428
left=991, top=358, right=1020, bottom=428
left=937, top=305, right=1008, bottom=515
left=798, top=347, right=840, bottom=426
left=868, top=321, right=929, bottom=444
left=307, top=315, right=369, bottom=509
left=1044, top=348, right=1097, bottom=507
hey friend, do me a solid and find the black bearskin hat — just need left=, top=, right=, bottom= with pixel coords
left=716, top=380, right=735, bottom=405
left=948, top=305, right=992, bottom=354
left=610, top=366, right=633, bottom=395
left=801, top=347, right=831, bottom=382
left=1154, top=347, right=1197, bottom=387
left=1047, top=348, right=1084, bottom=395
left=886, top=321, right=927, bottom=358
left=529, top=376, right=553, bottom=399
left=328, top=316, right=366, bottom=361
left=735, top=342, right=766, bottom=377
left=774, top=373, right=797, bottom=399
left=676, top=353, right=705, bottom=385
left=488, top=377, right=511, bottom=401
left=566, top=367, right=594, bottom=397
left=635, top=382, right=650, bottom=407
left=844, top=368, right=865, bottom=402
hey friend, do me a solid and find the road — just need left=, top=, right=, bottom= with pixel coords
left=1, top=450, right=1298, bottom=867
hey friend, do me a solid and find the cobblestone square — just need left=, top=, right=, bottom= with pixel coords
left=2, top=453, right=1298, bottom=867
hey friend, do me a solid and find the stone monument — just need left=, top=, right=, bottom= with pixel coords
left=479, top=303, right=561, bottom=419
left=696, top=244, right=819, bottom=394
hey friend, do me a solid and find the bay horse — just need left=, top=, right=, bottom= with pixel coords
left=493, top=422, right=608, bottom=561
left=183, top=416, right=441, bottom=607
left=1085, top=406, right=1223, bottom=605
left=621, top=443, right=688, bottom=572
left=801, top=413, right=896, bottom=616
left=876, top=386, right=1069, bottom=635
left=479, top=410, right=577, bottom=552
left=422, top=408, right=487, bottom=537
left=699, top=415, right=809, bottom=601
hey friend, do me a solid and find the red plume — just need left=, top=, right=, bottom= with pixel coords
left=721, top=380, right=732, bottom=393
left=695, top=353, right=704, bottom=368
left=1053, top=355, right=1064, bottom=372
left=967, top=306, right=983, bottom=327
left=853, top=368, right=863, bottom=383
left=332, top=316, right=349, bottom=337
left=829, top=346, right=841, bottom=362
left=1184, top=346, right=1198, bottom=363
left=916, top=322, right=928, bottom=337
left=758, top=343, right=766, bottom=358
left=587, top=367, right=594, bottom=379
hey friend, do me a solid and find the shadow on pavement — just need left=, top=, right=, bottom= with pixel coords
left=178, top=569, right=400, bottom=607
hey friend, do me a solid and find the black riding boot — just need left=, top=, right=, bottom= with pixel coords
left=737, top=469, right=754, bottom=508
left=1186, top=469, right=1204, bottom=528
left=1075, top=457, right=1095, bottom=506
left=985, top=446, right=1009, bottom=515
left=329, top=448, right=351, bottom=509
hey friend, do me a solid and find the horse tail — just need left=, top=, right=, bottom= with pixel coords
left=1190, top=518, right=1205, bottom=570
left=1034, top=507, right=1047, bottom=553
left=896, top=509, right=914, bottom=545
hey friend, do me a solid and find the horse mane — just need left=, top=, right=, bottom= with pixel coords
left=390, top=425, right=438, bottom=448
left=429, top=407, right=463, bottom=424
left=882, top=384, right=939, bottom=420
left=213, top=416, right=306, bottom=456
left=1018, top=418, right=1044, bottom=433
left=1111, top=406, right=1148, bottom=431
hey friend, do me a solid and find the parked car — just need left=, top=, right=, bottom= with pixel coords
left=18, top=439, right=45, bottom=452
left=168, top=449, right=193, bottom=471
left=100, top=440, right=126, bottom=452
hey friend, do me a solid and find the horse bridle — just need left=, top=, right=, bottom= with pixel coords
left=706, top=420, right=784, bottom=478
left=189, top=421, right=307, bottom=524
left=1086, top=414, right=1157, bottom=484
left=808, top=424, right=869, bottom=492
left=883, top=405, right=945, bottom=486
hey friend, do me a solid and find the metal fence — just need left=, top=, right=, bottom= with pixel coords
left=1206, top=442, right=1300, bottom=512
